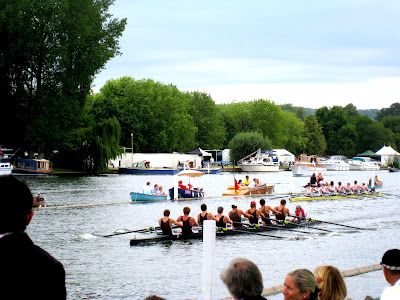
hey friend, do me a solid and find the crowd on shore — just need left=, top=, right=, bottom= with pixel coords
left=1, top=174, right=398, bottom=300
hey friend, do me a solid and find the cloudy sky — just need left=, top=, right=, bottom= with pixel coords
left=93, top=0, right=400, bottom=109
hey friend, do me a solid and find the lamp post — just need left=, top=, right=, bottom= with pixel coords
left=131, top=132, right=134, bottom=166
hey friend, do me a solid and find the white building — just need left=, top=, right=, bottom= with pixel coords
left=273, top=149, right=295, bottom=164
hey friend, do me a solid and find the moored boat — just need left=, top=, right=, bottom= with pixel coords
left=320, top=155, right=350, bottom=171
left=238, top=149, right=280, bottom=172
left=348, top=157, right=380, bottom=171
left=291, top=154, right=325, bottom=177
left=33, top=195, right=46, bottom=207
left=119, top=161, right=179, bottom=175
left=12, top=157, right=52, bottom=175
left=130, top=192, right=168, bottom=202
left=168, top=187, right=204, bottom=199
left=222, top=184, right=275, bottom=196
left=0, top=160, right=13, bottom=176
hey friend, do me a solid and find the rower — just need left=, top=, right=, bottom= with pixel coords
left=229, top=204, right=251, bottom=228
left=246, top=201, right=261, bottom=225
left=258, top=199, right=280, bottom=225
left=273, top=199, right=290, bottom=223
left=159, top=209, right=182, bottom=236
left=214, top=206, right=233, bottom=228
left=176, top=207, right=198, bottom=235
left=197, top=204, right=217, bottom=225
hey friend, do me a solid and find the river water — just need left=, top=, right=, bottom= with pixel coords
left=23, top=170, right=399, bottom=300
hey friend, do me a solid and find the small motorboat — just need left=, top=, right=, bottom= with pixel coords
left=33, top=195, right=46, bottom=208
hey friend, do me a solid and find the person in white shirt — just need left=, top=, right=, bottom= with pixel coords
left=380, top=248, right=400, bottom=300
left=143, top=181, right=152, bottom=194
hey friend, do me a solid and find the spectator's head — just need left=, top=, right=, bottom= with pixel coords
left=144, top=295, right=166, bottom=300
left=381, top=249, right=400, bottom=285
left=163, top=209, right=170, bottom=217
left=314, top=265, right=347, bottom=300
left=283, top=269, right=319, bottom=300
left=201, top=204, right=207, bottom=211
left=221, top=258, right=264, bottom=299
left=0, top=175, right=33, bottom=233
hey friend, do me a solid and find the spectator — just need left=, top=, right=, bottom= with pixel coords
left=220, top=257, right=267, bottom=300
left=380, top=248, right=400, bottom=300
left=283, top=269, right=319, bottom=300
left=144, top=295, right=166, bottom=300
left=314, top=265, right=347, bottom=300
left=0, top=175, right=66, bottom=299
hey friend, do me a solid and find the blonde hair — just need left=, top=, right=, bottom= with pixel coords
left=287, top=269, right=319, bottom=300
left=314, top=265, right=347, bottom=300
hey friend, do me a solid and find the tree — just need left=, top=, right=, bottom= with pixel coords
left=376, top=102, right=400, bottom=120
left=187, top=92, right=226, bottom=149
left=0, top=0, right=126, bottom=159
left=228, top=132, right=272, bottom=163
left=304, top=115, right=326, bottom=155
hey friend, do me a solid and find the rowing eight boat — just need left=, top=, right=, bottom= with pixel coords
left=290, top=193, right=383, bottom=202
left=129, top=220, right=320, bottom=246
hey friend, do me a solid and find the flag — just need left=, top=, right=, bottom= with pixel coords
left=234, top=177, right=240, bottom=191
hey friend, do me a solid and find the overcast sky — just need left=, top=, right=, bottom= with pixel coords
left=93, top=0, right=400, bottom=109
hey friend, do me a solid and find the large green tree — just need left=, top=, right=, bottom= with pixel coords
left=0, top=0, right=126, bottom=158
left=304, top=115, right=326, bottom=155
left=228, top=131, right=272, bottom=163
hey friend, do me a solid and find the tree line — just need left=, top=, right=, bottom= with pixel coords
left=2, top=0, right=400, bottom=173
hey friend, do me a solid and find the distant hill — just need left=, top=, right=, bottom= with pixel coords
left=280, top=104, right=379, bottom=120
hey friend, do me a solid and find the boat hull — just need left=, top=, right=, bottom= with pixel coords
left=239, top=165, right=280, bottom=172
left=321, top=163, right=349, bottom=171
left=292, top=164, right=325, bottom=177
left=119, top=167, right=179, bottom=175
left=222, top=184, right=274, bottom=196
left=130, top=221, right=319, bottom=246
left=168, top=188, right=204, bottom=199
left=130, top=192, right=168, bottom=202
left=0, top=162, right=12, bottom=176
left=290, top=193, right=382, bottom=202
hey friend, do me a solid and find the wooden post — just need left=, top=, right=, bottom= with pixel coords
left=202, top=220, right=216, bottom=300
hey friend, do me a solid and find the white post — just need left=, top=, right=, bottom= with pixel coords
left=202, top=220, right=216, bottom=300
left=173, top=174, right=178, bottom=200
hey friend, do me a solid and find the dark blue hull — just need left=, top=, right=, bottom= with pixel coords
left=169, top=188, right=204, bottom=199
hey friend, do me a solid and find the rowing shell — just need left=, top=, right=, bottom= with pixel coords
left=290, top=193, right=383, bottom=202
left=129, top=221, right=319, bottom=246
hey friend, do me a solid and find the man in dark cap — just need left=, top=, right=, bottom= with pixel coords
left=380, top=248, right=400, bottom=299
left=0, top=175, right=66, bottom=299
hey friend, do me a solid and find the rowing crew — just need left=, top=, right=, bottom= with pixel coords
left=303, top=180, right=376, bottom=197
left=159, top=200, right=306, bottom=236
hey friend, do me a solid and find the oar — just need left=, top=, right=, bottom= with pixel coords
left=288, top=215, right=369, bottom=231
left=231, top=228, right=286, bottom=239
left=249, top=222, right=326, bottom=235
left=263, top=217, right=334, bottom=233
left=102, top=227, right=159, bottom=238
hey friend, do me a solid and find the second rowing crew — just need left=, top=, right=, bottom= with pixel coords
left=159, top=199, right=306, bottom=236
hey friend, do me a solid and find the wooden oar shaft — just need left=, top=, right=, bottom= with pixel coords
left=231, top=228, right=285, bottom=239
left=288, top=215, right=367, bottom=230
left=102, top=226, right=159, bottom=237
left=263, top=217, right=333, bottom=233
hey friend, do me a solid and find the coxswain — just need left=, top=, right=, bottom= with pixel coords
left=374, top=175, right=383, bottom=186
left=258, top=199, right=280, bottom=225
left=197, top=204, right=217, bottom=225
left=316, top=172, right=324, bottom=184
left=246, top=201, right=261, bottom=225
left=273, top=199, right=290, bottom=222
left=243, top=175, right=251, bottom=186
left=293, top=205, right=306, bottom=223
left=159, top=209, right=182, bottom=236
left=176, top=207, right=198, bottom=234
left=228, top=204, right=251, bottom=228
left=214, top=206, right=233, bottom=228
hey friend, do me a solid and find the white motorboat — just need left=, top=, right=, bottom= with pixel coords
left=348, top=157, right=380, bottom=171
left=238, top=149, right=280, bottom=172
left=320, top=155, right=350, bottom=171
left=291, top=154, right=325, bottom=177
left=0, top=160, right=12, bottom=175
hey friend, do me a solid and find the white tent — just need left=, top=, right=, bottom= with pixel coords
left=375, top=145, right=400, bottom=166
